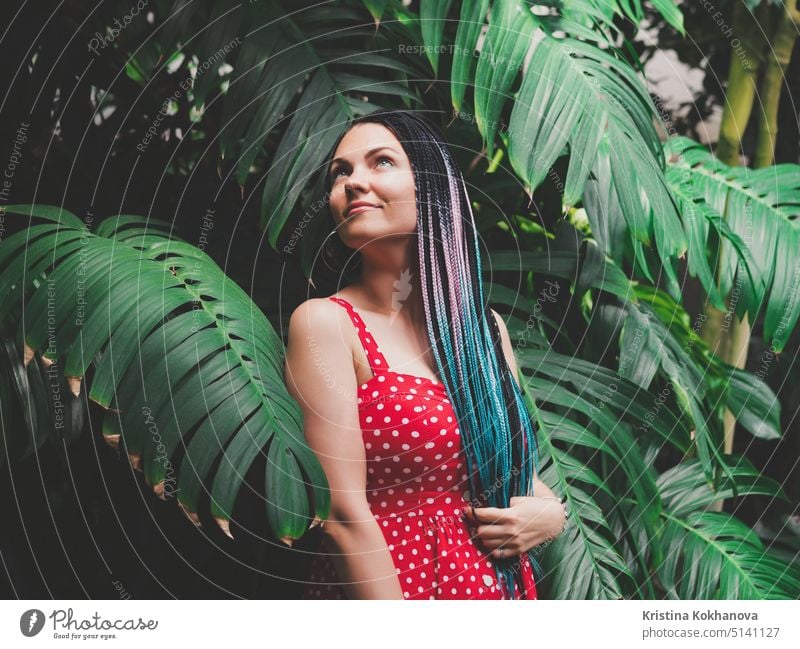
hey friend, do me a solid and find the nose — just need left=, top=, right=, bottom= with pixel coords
left=344, top=166, right=369, bottom=194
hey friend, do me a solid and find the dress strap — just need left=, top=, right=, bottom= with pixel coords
left=328, top=296, right=390, bottom=375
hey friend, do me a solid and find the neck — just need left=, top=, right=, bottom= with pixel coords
left=353, top=239, right=424, bottom=324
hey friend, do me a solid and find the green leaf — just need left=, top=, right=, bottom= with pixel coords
left=658, top=510, right=800, bottom=599
left=0, top=206, right=329, bottom=542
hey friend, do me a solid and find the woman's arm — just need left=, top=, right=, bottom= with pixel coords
left=466, top=309, right=567, bottom=554
left=285, top=299, right=404, bottom=599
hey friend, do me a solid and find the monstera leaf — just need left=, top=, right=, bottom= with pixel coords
left=131, top=0, right=690, bottom=287
left=0, top=204, right=329, bottom=545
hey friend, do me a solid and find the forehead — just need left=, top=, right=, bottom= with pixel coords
left=331, top=122, right=404, bottom=161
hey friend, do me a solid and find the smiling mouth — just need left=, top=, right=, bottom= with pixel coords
left=346, top=205, right=381, bottom=217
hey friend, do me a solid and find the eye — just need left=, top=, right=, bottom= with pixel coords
left=376, top=156, right=394, bottom=168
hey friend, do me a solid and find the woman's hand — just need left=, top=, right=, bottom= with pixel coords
left=462, top=495, right=566, bottom=559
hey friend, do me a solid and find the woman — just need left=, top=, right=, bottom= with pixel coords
left=284, top=109, right=567, bottom=600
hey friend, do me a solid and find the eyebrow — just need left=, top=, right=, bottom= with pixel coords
left=329, top=146, right=400, bottom=169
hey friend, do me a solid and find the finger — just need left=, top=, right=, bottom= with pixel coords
left=491, top=546, right=519, bottom=559
left=478, top=537, right=510, bottom=551
left=471, top=506, right=508, bottom=524
left=461, top=505, right=477, bottom=525
left=474, top=524, right=510, bottom=540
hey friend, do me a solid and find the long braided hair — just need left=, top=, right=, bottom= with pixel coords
left=322, top=109, right=543, bottom=598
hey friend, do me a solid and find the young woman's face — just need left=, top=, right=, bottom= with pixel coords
left=327, top=122, right=417, bottom=251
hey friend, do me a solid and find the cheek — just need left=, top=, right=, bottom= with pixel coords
left=385, top=174, right=417, bottom=213
left=329, top=188, right=347, bottom=219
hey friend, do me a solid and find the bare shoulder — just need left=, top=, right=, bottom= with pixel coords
left=288, top=297, right=345, bottom=341
left=285, top=297, right=357, bottom=403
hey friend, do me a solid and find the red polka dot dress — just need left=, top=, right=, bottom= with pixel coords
left=303, top=296, right=538, bottom=600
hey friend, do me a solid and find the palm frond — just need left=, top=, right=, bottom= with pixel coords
left=664, top=136, right=800, bottom=353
